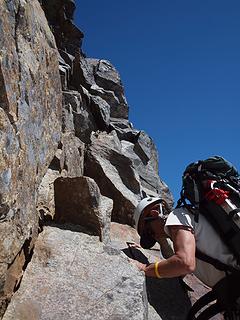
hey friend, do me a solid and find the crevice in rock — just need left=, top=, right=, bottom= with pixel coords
left=0, top=194, right=10, bottom=222
left=49, top=155, right=61, bottom=171
left=139, top=175, right=159, bottom=192
left=108, top=154, right=140, bottom=195
left=43, top=221, right=96, bottom=237
left=14, top=1, right=22, bottom=121
left=0, top=297, right=10, bottom=320
left=0, top=68, right=13, bottom=125
left=0, top=72, right=18, bottom=140
left=38, top=211, right=49, bottom=231
left=2, top=232, right=39, bottom=317
left=70, top=53, right=90, bottom=90
left=133, top=135, right=149, bottom=166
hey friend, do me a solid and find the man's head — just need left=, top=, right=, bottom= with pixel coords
left=133, top=197, right=170, bottom=249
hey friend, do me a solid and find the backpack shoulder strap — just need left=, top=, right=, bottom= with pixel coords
left=195, top=249, right=237, bottom=273
left=186, top=290, right=224, bottom=320
left=176, top=200, right=200, bottom=223
left=187, top=270, right=240, bottom=319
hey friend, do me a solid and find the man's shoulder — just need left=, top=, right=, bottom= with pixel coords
left=170, top=206, right=196, bottom=216
left=165, top=206, right=195, bottom=229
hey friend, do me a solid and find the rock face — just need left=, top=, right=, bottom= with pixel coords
left=0, top=0, right=62, bottom=313
left=0, top=0, right=178, bottom=319
left=3, top=227, right=148, bottom=320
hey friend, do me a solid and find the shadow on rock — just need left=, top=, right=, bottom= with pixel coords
left=122, top=246, right=192, bottom=320
left=146, top=277, right=192, bottom=320
left=122, top=246, right=150, bottom=264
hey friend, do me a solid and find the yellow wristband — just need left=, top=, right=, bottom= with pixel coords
left=154, top=261, right=161, bottom=278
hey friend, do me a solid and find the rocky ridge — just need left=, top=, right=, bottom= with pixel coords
left=0, top=1, right=214, bottom=319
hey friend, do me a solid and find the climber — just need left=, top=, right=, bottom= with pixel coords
left=132, top=197, right=196, bottom=278
left=132, top=197, right=240, bottom=319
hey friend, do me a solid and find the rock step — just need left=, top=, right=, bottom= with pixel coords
left=2, top=226, right=147, bottom=320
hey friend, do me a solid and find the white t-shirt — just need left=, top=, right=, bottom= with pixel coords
left=164, top=207, right=240, bottom=287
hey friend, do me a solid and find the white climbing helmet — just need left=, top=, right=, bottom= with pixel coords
left=133, top=197, right=162, bottom=233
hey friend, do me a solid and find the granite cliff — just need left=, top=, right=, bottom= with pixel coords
left=0, top=1, right=213, bottom=319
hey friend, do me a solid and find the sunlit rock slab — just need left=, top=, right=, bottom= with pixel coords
left=3, top=226, right=148, bottom=320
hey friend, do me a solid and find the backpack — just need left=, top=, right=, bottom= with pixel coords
left=177, top=155, right=240, bottom=264
left=177, top=156, right=240, bottom=319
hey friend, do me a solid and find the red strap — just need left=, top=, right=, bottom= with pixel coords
left=205, top=188, right=229, bottom=205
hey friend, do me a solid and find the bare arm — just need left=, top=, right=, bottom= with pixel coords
left=142, top=226, right=196, bottom=278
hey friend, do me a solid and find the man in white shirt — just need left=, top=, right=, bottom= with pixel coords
left=133, top=197, right=240, bottom=319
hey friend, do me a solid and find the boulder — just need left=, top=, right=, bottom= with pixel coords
left=2, top=227, right=148, bottom=320
left=54, top=176, right=113, bottom=243
left=85, top=131, right=141, bottom=225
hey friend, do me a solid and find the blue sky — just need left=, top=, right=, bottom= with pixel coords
left=75, top=1, right=240, bottom=204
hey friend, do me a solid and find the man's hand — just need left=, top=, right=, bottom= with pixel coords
left=128, top=258, right=147, bottom=272
left=126, top=241, right=141, bottom=249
